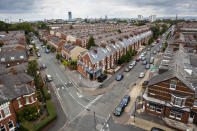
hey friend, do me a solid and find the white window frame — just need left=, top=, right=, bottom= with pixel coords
left=149, top=105, right=155, bottom=111
left=10, top=57, right=15, bottom=60
left=25, top=96, right=29, bottom=104
left=0, top=125, right=6, bottom=131
left=3, top=107, right=10, bottom=117
left=156, top=107, right=162, bottom=113
left=194, top=100, right=197, bottom=107
left=18, top=99, right=22, bottom=108
left=31, top=95, right=34, bottom=102
left=171, top=95, right=175, bottom=104
left=170, top=111, right=175, bottom=118
left=8, top=120, right=14, bottom=129
left=176, top=113, right=182, bottom=120
left=170, top=80, right=176, bottom=90
left=174, top=97, right=182, bottom=107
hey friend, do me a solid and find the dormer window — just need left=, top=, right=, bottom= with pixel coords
left=170, top=80, right=176, bottom=90
left=10, top=57, right=15, bottom=60
left=20, top=55, right=24, bottom=59
left=1, top=58, right=5, bottom=62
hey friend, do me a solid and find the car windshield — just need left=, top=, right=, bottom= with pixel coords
left=116, top=106, right=122, bottom=112
left=122, top=98, right=127, bottom=103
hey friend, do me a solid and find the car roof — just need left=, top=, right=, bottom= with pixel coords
left=124, top=95, right=130, bottom=98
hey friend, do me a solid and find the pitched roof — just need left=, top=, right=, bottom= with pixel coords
left=0, top=73, right=35, bottom=101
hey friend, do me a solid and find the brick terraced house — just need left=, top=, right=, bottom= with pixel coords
left=77, top=30, right=152, bottom=80
left=143, top=45, right=197, bottom=127
left=0, top=69, right=39, bottom=131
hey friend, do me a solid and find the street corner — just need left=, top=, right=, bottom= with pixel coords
left=112, top=111, right=130, bottom=125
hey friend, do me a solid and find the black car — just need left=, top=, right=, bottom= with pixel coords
left=97, top=74, right=107, bottom=83
left=142, top=81, right=149, bottom=86
left=113, top=104, right=125, bottom=116
left=151, top=127, right=164, bottom=131
left=120, top=95, right=130, bottom=107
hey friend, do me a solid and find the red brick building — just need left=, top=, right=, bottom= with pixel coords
left=0, top=100, right=17, bottom=131
left=143, top=45, right=197, bottom=129
left=77, top=30, right=152, bottom=80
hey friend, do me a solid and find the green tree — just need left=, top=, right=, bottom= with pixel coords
left=56, top=54, right=61, bottom=60
left=150, top=26, right=160, bottom=39
left=160, top=24, right=168, bottom=35
left=148, top=37, right=153, bottom=45
left=47, top=45, right=51, bottom=50
left=117, top=29, right=121, bottom=33
left=87, top=36, right=96, bottom=50
left=27, top=60, right=39, bottom=77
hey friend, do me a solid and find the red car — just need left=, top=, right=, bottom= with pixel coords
left=136, top=57, right=140, bottom=62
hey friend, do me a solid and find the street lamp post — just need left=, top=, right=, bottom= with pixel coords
left=86, top=108, right=97, bottom=131
left=134, top=100, right=137, bottom=123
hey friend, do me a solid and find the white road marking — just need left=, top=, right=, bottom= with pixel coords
left=68, top=92, right=85, bottom=107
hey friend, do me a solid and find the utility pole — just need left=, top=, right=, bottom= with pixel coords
left=134, top=100, right=136, bottom=123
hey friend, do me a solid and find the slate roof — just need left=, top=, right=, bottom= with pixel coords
left=0, top=49, right=27, bottom=62
left=149, top=44, right=197, bottom=94
left=88, top=31, right=152, bottom=64
left=63, top=44, right=76, bottom=51
left=0, top=73, right=35, bottom=101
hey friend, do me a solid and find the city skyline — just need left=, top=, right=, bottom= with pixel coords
left=0, top=0, right=197, bottom=21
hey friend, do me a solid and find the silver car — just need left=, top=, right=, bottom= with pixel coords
left=139, top=72, right=145, bottom=78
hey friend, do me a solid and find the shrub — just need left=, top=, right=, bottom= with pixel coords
left=17, top=107, right=40, bottom=122
left=34, top=100, right=57, bottom=131
left=43, top=85, right=51, bottom=100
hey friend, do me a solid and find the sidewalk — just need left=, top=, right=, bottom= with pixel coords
left=128, top=116, right=175, bottom=131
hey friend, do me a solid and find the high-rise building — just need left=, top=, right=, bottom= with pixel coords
left=138, top=15, right=143, bottom=20
left=68, top=11, right=72, bottom=20
left=149, top=15, right=156, bottom=22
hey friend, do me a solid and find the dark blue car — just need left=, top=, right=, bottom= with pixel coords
left=116, top=74, right=124, bottom=81
left=120, top=95, right=130, bottom=107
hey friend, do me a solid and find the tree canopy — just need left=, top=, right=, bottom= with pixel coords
left=87, top=36, right=96, bottom=50
left=150, top=26, right=160, bottom=39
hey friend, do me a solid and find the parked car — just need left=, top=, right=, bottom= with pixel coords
left=124, top=67, right=130, bottom=72
left=147, top=47, right=151, bottom=51
left=136, top=57, right=140, bottom=62
left=97, top=74, right=108, bottom=83
left=142, top=81, right=149, bottom=88
left=46, top=74, right=52, bottom=82
left=139, top=72, right=145, bottom=78
left=45, top=49, right=50, bottom=53
left=120, top=95, right=130, bottom=107
left=37, top=53, right=41, bottom=57
left=153, top=51, right=157, bottom=54
left=132, top=61, right=136, bottom=66
left=141, top=57, right=146, bottom=61
left=151, top=127, right=164, bottom=131
left=116, top=74, right=124, bottom=81
left=145, top=64, right=150, bottom=70
left=143, top=51, right=147, bottom=55
left=113, top=104, right=125, bottom=116
left=150, top=57, right=154, bottom=64
left=40, top=64, right=47, bottom=69
left=129, top=64, right=134, bottom=69
left=142, top=60, right=147, bottom=65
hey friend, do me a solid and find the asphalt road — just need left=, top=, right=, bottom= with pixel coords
left=31, top=26, right=173, bottom=131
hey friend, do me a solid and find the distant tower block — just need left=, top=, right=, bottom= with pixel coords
left=68, top=11, right=72, bottom=20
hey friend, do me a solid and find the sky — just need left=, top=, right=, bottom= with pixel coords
left=0, top=0, right=197, bottom=21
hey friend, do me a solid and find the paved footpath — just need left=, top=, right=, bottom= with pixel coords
left=127, top=117, right=176, bottom=131
left=123, top=58, right=177, bottom=131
